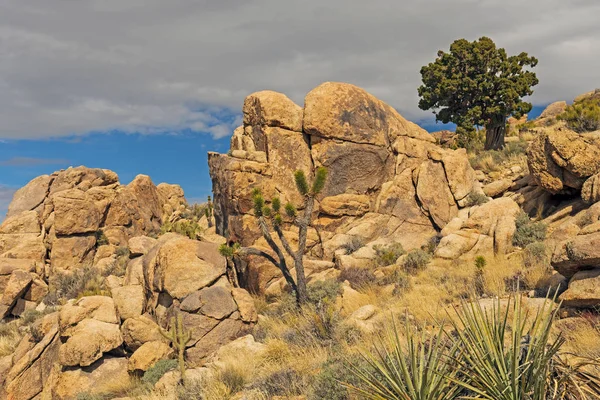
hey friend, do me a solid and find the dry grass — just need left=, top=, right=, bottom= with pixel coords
left=0, top=321, right=21, bottom=357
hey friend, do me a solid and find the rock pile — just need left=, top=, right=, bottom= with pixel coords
left=209, top=82, right=496, bottom=293
left=0, top=166, right=187, bottom=319
left=1, top=233, right=257, bottom=399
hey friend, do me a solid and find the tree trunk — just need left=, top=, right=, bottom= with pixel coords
left=484, top=117, right=507, bottom=150
left=294, top=196, right=314, bottom=305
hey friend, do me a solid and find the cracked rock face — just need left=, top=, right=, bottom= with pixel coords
left=208, top=81, right=484, bottom=294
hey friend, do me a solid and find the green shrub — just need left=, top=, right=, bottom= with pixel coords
left=160, top=219, right=204, bottom=240
left=373, top=242, right=406, bottom=267
left=95, top=230, right=109, bottom=246
left=142, top=359, right=178, bottom=386
left=466, top=191, right=489, bottom=206
left=254, top=368, right=307, bottom=397
left=341, top=236, right=364, bottom=255
left=403, top=249, right=431, bottom=272
left=523, top=242, right=548, bottom=268
left=310, top=355, right=369, bottom=400
left=558, top=98, right=600, bottom=133
left=513, top=211, right=547, bottom=247
left=307, top=279, right=342, bottom=305
left=44, top=265, right=107, bottom=305
left=337, top=267, right=377, bottom=290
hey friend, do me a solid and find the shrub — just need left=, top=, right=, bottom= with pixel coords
left=44, top=265, right=108, bottom=305
left=95, top=230, right=109, bottom=246
left=523, top=242, right=548, bottom=269
left=512, top=211, right=547, bottom=247
left=341, top=236, right=364, bottom=255
left=160, top=219, right=204, bottom=240
left=310, top=354, right=368, bottom=400
left=423, top=234, right=442, bottom=254
left=466, top=191, right=489, bottom=206
left=254, top=368, right=307, bottom=397
left=307, top=279, right=342, bottom=306
left=219, top=363, right=247, bottom=394
left=142, top=359, right=178, bottom=386
left=373, top=242, right=406, bottom=267
left=558, top=98, right=600, bottom=133
left=403, top=249, right=431, bottom=272
left=379, top=268, right=412, bottom=296
left=175, top=379, right=205, bottom=400
left=474, top=256, right=486, bottom=296
left=337, top=267, right=377, bottom=290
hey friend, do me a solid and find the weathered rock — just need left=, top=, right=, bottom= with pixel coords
left=153, top=236, right=227, bottom=299
left=416, top=160, right=458, bottom=229
left=59, top=318, right=123, bottom=367
left=49, top=234, right=97, bottom=271
left=483, top=179, right=514, bottom=197
left=552, top=232, right=600, bottom=278
left=231, top=288, right=258, bottom=323
left=320, top=194, right=370, bottom=217
left=54, top=357, right=129, bottom=400
left=441, top=148, right=479, bottom=204
left=121, top=315, right=165, bottom=351
left=59, top=296, right=120, bottom=332
left=528, top=127, right=600, bottom=194
left=128, top=341, right=173, bottom=373
left=52, top=189, right=103, bottom=235
left=559, top=269, right=600, bottom=308
left=7, top=175, right=53, bottom=218
left=111, top=285, right=145, bottom=321
left=582, top=173, right=600, bottom=204
left=186, top=318, right=249, bottom=366
left=243, top=90, right=303, bottom=133
left=128, top=236, right=158, bottom=257
left=435, top=230, right=480, bottom=259
left=0, top=270, right=33, bottom=318
left=180, top=286, right=237, bottom=319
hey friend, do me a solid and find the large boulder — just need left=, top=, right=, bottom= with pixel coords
left=551, top=232, right=600, bottom=278
left=208, top=82, right=480, bottom=294
left=559, top=269, right=600, bottom=308
left=528, top=127, right=600, bottom=194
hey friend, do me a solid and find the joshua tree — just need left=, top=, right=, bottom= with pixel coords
left=220, top=167, right=327, bottom=305
left=160, top=313, right=192, bottom=383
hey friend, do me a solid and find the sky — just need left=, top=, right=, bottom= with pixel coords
left=0, top=0, right=599, bottom=219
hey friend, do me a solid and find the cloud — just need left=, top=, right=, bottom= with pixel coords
left=0, top=0, right=598, bottom=139
left=0, top=157, right=69, bottom=166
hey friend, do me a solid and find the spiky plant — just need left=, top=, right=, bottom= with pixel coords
left=345, top=321, right=461, bottom=400
left=205, top=195, right=214, bottom=228
left=160, top=313, right=192, bottom=383
left=219, top=167, right=327, bottom=305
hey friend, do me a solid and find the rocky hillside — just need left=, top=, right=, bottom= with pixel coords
left=1, top=84, right=600, bottom=399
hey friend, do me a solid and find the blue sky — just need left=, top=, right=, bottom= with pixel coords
left=0, top=105, right=549, bottom=220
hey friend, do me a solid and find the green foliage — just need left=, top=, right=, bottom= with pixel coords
left=271, top=197, right=281, bottom=212
left=307, top=279, right=343, bottom=305
left=346, top=322, right=460, bottom=400
left=348, top=294, right=600, bottom=400
left=523, top=242, right=548, bottom=269
left=310, top=354, right=368, bottom=400
left=284, top=203, right=297, bottom=218
left=160, top=219, right=204, bottom=240
left=253, top=190, right=265, bottom=217
left=44, top=265, right=108, bottom=305
left=95, top=230, right=109, bottom=246
left=474, top=255, right=487, bottom=270
left=262, top=205, right=272, bottom=217
left=311, top=167, right=328, bottom=195
left=294, top=170, right=309, bottom=196
left=418, top=36, right=538, bottom=149
left=403, top=249, right=431, bottom=272
left=558, top=97, right=600, bottom=133
left=455, top=125, right=484, bottom=151
left=142, top=359, right=178, bottom=386
left=373, top=242, right=406, bottom=267
left=466, top=191, right=490, bottom=206
left=218, top=242, right=240, bottom=258
left=341, top=236, right=364, bottom=255
left=513, top=211, right=547, bottom=248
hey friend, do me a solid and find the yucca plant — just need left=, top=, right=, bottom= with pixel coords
left=345, top=320, right=461, bottom=400
left=446, top=295, right=563, bottom=400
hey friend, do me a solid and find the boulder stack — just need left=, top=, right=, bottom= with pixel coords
left=209, top=82, right=487, bottom=293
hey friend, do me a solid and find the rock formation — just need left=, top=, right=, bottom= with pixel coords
left=209, top=82, right=490, bottom=294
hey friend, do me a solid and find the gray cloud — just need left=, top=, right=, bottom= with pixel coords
left=0, top=0, right=598, bottom=139
left=0, top=157, right=69, bottom=166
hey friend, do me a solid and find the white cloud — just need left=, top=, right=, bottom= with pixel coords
left=0, top=0, right=598, bottom=139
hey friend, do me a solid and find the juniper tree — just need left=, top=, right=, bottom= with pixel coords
left=219, top=167, right=327, bottom=305
left=418, top=37, right=538, bottom=150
